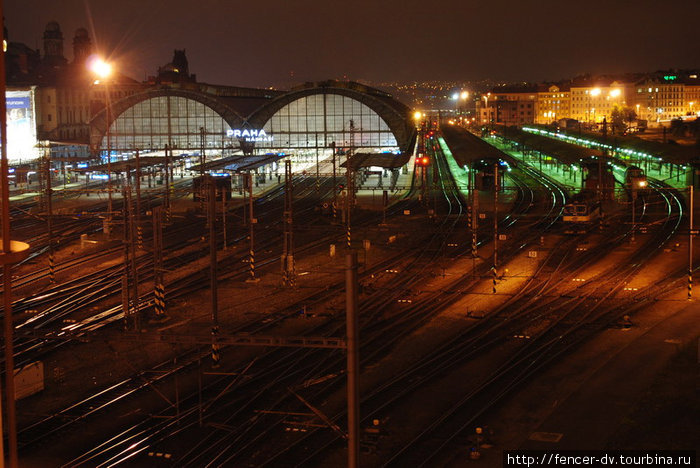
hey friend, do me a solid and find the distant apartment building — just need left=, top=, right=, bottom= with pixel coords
left=569, top=78, right=633, bottom=124
left=535, top=83, right=570, bottom=124
left=478, top=84, right=537, bottom=125
left=631, top=74, right=686, bottom=124
left=685, top=74, right=700, bottom=116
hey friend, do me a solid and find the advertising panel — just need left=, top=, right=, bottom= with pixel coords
left=6, top=89, right=39, bottom=164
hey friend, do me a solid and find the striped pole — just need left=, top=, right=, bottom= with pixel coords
left=492, top=266, right=497, bottom=294
left=347, top=224, right=352, bottom=249
left=688, top=269, right=692, bottom=300
left=154, top=282, right=166, bottom=317
left=49, top=251, right=55, bottom=284
left=249, top=247, right=255, bottom=281
left=211, top=325, right=220, bottom=367
left=247, top=173, right=259, bottom=283
left=137, top=226, right=143, bottom=250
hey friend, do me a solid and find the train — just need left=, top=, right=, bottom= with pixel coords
left=624, top=165, right=647, bottom=192
left=562, top=191, right=601, bottom=225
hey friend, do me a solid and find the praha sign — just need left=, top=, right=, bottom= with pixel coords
left=226, top=128, right=273, bottom=142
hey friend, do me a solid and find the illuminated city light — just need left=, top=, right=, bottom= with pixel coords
left=89, top=57, right=113, bottom=79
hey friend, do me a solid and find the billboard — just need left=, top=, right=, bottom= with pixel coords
left=6, top=89, right=39, bottom=164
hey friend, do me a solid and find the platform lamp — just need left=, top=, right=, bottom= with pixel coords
left=89, top=57, right=114, bottom=230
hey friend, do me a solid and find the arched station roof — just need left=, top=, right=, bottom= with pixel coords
left=247, top=81, right=416, bottom=154
left=89, top=87, right=248, bottom=151
left=89, top=81, right=416, bottom=155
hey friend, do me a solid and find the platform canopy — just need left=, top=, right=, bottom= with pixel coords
left=340, top=152, right=410, bottom=169
left=441, top=125, right=517, bottom=167
left=189, top=154, right=285, bottom=173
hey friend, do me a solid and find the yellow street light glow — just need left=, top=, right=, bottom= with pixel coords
left=89, top=57, right=112, bottom=79
left=609, top=89, right=621, bottom=98
left=590, top=88, right=601, bottom=97
left=460, top=91, right=469, bottom=100
left=413, top=111, right=422, bottom=120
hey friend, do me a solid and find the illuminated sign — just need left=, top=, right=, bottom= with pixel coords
left=226, top=128, right=273, bottom=142
left=6, top=90, right=39, bottom=164
left=663, top=75, right=677, bottom=81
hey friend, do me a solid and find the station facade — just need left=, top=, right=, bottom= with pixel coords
left=89, top=80, right=416, bottom=170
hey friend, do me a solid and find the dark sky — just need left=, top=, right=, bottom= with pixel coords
left=5, top=0, right=700, bottom=87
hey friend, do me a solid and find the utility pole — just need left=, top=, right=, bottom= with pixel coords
left=493, top=162, right=499, bottom=293
left=153, top=206, right=166, bottom=320
left=121, top=186, right=132, bottom=330
left=470, top=160, right=479, bottom=275
left=106, top=81, right=113, bottom=234
left=135, top=150, right=143, bottom=249
left=126, top=182, right=140, bottom=330
left=631, top=186, right=637, bottom=243
left=0, top=11, right=29, bottom=464
left=331, top=142, right=338, bottom=220
left=346, top=161, right=353, bottom=249
left=598, top=155, right=604, bottom=232
left=345, top=251, right=360, bottom=468
left=315, top=146, right=320, bottom=195
left=247, top=172, right=259, bottom=283
left=282, top=159, right=295, bottom=286
left=45, top=147, right=55, bottom=283
left=164, top=145, right=172, bottom=223
left=689, top=185, right=694, bottom=300
left=208, top=177, right=220, bottom=366
left=199, top=127, right=206, bottom=211
left=221, top=189, right=227, bottom=250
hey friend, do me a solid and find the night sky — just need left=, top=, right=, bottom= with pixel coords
left=4, top=0, right=700, bottom=87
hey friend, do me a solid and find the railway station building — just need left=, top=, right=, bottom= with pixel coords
left=87, top=80, right=417, bottom=176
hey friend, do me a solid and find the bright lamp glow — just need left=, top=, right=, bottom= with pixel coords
left=89, top=57, right=112, bottom=79
left=451, top=92, right=459, bottom=100
left=609, top=89, right=621, bottom=98
left=460, top=91, right=469, bottom=100
left=590, top=88, right=601, bottom=97
left=413, top=111, right=422, bottom=120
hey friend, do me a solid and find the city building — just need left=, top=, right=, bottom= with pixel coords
left=535, top=83, right=570, bottom=124
left=569, top=77, right=632, bottom=125
left=631, top=74, right=686, bottom=124
left=477, top=84, right=537, bottom=125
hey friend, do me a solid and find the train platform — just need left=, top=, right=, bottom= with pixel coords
left=482, top=135, right=580, bottom=191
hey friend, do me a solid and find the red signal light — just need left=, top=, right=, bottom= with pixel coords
left=417, top=156, right=430, bottom=166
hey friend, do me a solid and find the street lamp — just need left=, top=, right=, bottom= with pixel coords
left=89, top=57, right=114, bottom=226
